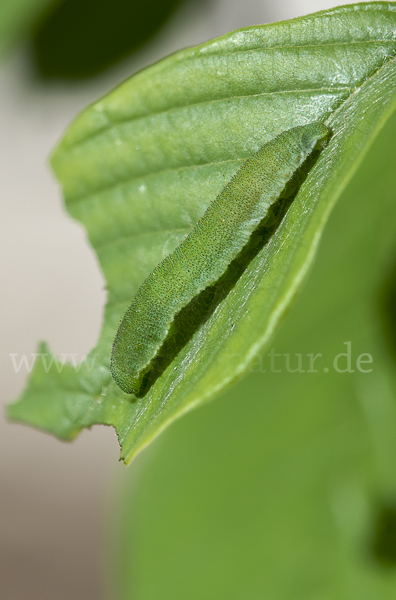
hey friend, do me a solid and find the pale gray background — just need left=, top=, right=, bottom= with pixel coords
left=0, top=1, right=358, bottom=598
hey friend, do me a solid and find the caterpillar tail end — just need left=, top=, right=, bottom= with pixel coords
left=110, top=348, right=144, bottom=396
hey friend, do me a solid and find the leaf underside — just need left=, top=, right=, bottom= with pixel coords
left=8, top=2, right=396, bottom=463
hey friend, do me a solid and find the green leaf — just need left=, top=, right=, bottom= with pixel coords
left=114, top=100, right=396, bottom=600
left=8, top=2, right=396, bottom=463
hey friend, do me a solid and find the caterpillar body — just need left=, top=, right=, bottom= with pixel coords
left=110, top=122, right=329, bottom=394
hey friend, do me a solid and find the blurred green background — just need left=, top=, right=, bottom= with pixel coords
left=2, top=1, right=396, bottom=599
left=30, top=0, right=183, bottom=78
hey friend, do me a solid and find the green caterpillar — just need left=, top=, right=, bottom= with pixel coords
left=110, top=122, right=329, bottom=394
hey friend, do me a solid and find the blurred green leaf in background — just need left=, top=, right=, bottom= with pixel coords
left=0, top=0, right=184, bottom=77
left=8, top=2, right=396, bottom=467
left=30, top=0, right=184, bottom=78
left=0, top=0, right=56, bottom=56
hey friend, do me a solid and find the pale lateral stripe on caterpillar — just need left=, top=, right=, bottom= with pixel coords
left=110, top=122, right=329, bottom=394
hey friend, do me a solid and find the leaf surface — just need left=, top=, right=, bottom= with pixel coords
left=8, top=3, right=396, bottom=463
